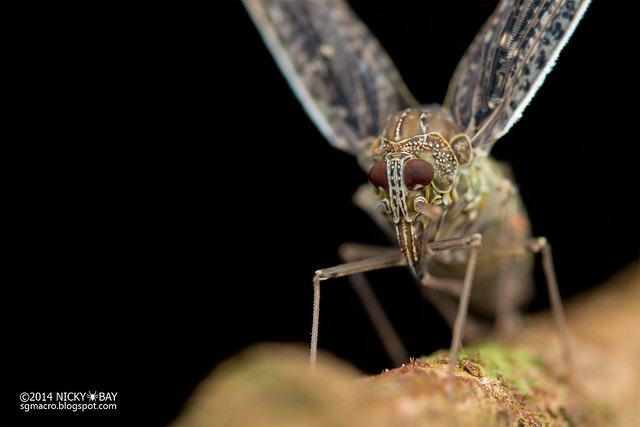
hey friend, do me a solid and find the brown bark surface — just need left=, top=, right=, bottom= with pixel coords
left=175, top=261, right=639, bottom=426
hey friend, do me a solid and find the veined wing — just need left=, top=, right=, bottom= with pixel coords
left=243, top=0, right=418, bottom=160
left=444, top=0, right=590, bottom=149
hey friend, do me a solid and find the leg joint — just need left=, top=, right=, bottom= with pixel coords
left=526, top=236, right=549, bottom=253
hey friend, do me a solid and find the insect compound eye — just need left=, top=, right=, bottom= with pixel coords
left=403, top=159, right=434, bottom=190
left=368, top=161, right=389, bottom=192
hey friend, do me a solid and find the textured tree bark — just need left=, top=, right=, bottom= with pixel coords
left=175, top=261, right=639, bottom=426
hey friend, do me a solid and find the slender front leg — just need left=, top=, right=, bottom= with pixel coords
left=338, top=243, right=411, bottom=367
left=446, top=234, right=482, bottom=399
left=310, top=232, right=485, bottom=375
left=419, top=233, right=484, bottom=398
left=346, top=273, right=410, bottom=366
left=310, top=252, right=406, bottom=369
left=421, top=234, right=484, bottom=347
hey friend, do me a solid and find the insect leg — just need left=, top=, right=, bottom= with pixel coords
left=423, top=234, right=483, bottom=397
left=477, top=235, right=571, bottom=367
left=418, top=237, right=494, bottom=343
left=338, top=243, right=410, bottom=367
left=311, top=251, right=406, bottom=369
left=527, top=237, right=571, bottom=366
left=344, top=184, right=416, bottom=366
left=408, top=233, right=484, bottom=396
left=419, top=287, right=491, bottom=342
left=351, top=184, right=396, bottom=241
left=449, top=235, right=481, bottom=399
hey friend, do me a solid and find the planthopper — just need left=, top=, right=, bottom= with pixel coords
left=242, top=0, right=591, bottom=376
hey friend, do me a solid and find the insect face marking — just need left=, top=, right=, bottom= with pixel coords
left=368, top=154, right=435, bottom=222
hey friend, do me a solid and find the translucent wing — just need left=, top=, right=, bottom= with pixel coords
left=243, top=0, right=418, bottom=160
left=444, top=0, right=591, bottom=149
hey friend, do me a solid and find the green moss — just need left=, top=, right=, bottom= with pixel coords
left=462, top=342, right=544, bottom=394
left=419, top=342, right=544, bottom=395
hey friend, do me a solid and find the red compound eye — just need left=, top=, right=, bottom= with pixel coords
left=404, top=159, right=434, bottom=190
left=368, top=161, right=388, bottom=191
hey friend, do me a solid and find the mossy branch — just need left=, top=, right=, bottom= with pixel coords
left=175, top=262, right=639, bottom=426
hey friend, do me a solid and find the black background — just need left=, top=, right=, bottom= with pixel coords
left=1, top=1, right=638, bottom=425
